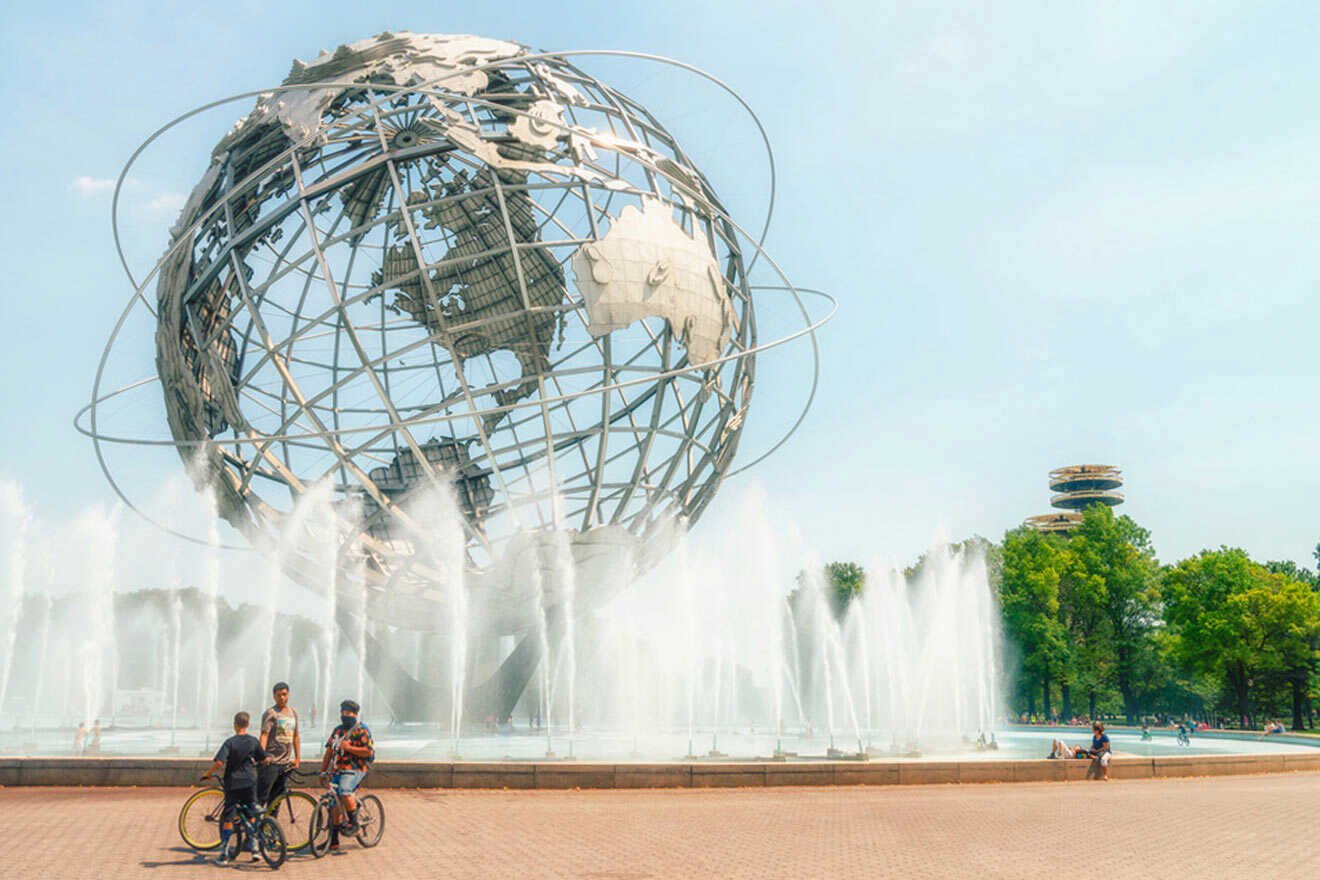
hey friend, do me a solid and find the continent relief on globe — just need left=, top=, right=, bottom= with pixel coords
left=570, top=198, right=735, bottom=366
left=370, top=162, right=565, bottom=433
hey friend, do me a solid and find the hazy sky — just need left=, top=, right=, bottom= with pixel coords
left=1, top=0, right=1316, bottom=577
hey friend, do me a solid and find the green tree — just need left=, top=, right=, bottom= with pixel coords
left=1258, top=574, right=1320, bottom=729
left=1162, top=548, right=1256, bottom=724
left=1066, top=505, right=1160, bottom=723
left=1056, top=548, right=1109, bottom=720
left=1264, top=559, right=1319, bottom=589
left=1000, top=527, right=1071, bottom=717
left=1162, top=548, right=1320, bottom=728
left=823, top=561, right=865, bottom=620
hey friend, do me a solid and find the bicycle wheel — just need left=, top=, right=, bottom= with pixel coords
left=178, top=787, right=225, bottom=851
left=257, top=817, right=288, bottom=869
left=355, top=794, right=385, bottom=848
left=309, top=800, right=334, bottom=859
left=268, top=790, right=317, bottom=850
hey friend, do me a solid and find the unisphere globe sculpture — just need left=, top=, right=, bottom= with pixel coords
left=85, top=32, right=831, bottom=719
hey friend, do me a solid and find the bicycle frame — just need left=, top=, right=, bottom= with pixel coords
left=317, top=773, right=352, bottom=816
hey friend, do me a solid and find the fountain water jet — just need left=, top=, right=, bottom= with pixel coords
left=169, top=591, right=182, bottom=746
left=552, top=528, right=577, bottom=758
left=29, top=594, right=51, bottom=733
left=0, top=483, right=31, bottom=712
left=200, top=493, right=221, bottom=731
left=531, top=558, right=554, bottom=756
left=76, top=507, right=118, bottom=729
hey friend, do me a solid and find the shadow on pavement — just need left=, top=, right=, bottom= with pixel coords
left=139, top=846, right=212, bottom=869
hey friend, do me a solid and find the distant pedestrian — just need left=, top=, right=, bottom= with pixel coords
left=90, top=719, right=102, bottom=753
left=74, top=722, right=88, bottom=755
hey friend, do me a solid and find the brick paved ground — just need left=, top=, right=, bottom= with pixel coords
left=6, top=772, right=1319, bottom=878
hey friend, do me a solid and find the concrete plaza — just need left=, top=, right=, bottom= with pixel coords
left=6, top=772, right=1318, bottom=878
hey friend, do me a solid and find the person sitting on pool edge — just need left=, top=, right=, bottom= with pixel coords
left=1090, top=721, right=1111, bottom=780
left=201, top=711, right=271, bottom=864
left=1047, top=738, right=1090, bottom=760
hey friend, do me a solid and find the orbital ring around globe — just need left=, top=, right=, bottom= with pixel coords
left=79, top=37, right=835, bottom=583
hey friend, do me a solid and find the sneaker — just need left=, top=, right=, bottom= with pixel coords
left=215, top=851, right=231, bottom=866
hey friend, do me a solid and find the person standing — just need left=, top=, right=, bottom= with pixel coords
left=73, top=722, right=88, bottom=756
left=258, top=681, right=300, bottom=805
left=201, top=712, right=270, bottom=864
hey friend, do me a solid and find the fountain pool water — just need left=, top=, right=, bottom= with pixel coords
left=1, top=720, right=1316, bottom=761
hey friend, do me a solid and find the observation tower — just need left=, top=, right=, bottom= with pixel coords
left=1024, top=464, right=1123, bottom=533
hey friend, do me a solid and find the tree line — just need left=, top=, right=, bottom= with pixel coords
left=1001, top=506, right=1320, bottom=729
left=817, top=505, right=1320, bottom=730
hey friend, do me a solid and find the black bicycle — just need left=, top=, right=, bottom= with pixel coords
left=214, top=795, right=287, bottom=869
left=308, top=772, right=385, bottom=857
left=179, top=766, right=317, bottom=852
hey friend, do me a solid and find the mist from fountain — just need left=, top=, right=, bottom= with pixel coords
left=677, top=526, right=697, bottom=757
left=0, top=475, right=1001, bottom=760
left=552, top=528, right=577, bottom=757
left=294, top=480, right=339, bottom=735
left=0, top=483, right=30, bottom=711
left=258, top=515, right=289, bottom=719
left=169, top=591, right=182, bottom=745
left=30, top=594, right=51, bottom=733
left=200, top=494, right=220, bottom=732
left=530, top=554, right=554, bottom=755
left=77, top=507, right=119, bottom=731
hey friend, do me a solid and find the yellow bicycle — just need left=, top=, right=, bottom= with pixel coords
left=178, top=766, right=318, bottom=851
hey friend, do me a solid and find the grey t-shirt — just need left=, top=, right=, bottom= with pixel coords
left=260, top=706, right=299, bottom=764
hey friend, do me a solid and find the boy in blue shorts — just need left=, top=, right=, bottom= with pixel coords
left=320, top=699, right=375, bottom=852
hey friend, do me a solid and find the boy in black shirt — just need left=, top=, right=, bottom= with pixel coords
left=201, top=711, right=270, bottom=864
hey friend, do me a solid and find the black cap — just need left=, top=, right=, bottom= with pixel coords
left=340, top=699, right=361, bottom=713
left=272, top=681, right=290, bottom=694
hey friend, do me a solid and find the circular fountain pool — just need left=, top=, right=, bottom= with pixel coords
left=4, top=723, right=1317, bottom=762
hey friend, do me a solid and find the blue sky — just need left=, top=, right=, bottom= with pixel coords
left=1, top=0, right=1317, bottom=574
